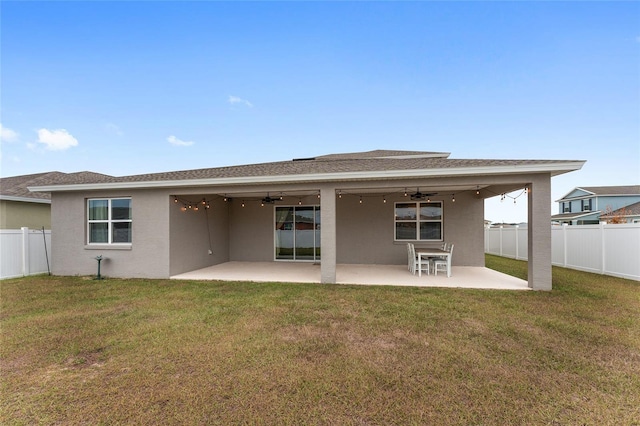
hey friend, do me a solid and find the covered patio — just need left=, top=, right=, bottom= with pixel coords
left=171, top=262, right=529, bottom=290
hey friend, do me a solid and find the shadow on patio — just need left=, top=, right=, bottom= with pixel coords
left=171, top=262, right=530, bottom=290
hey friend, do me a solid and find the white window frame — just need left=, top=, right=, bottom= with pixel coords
left=87, top=197, right=132, bottom=245
left=394, top=201, right=443, bottom=241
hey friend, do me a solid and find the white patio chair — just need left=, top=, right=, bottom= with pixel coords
left=407, top=243, right=414, bottom=273
left=409, top=243, right=429, bottom=276
left=433, top=244, right=453, bottom=276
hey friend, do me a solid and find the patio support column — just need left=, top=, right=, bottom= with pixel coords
left=527, top=175, right=552, bottom=290
left=320, top=185, right=337, bottom=283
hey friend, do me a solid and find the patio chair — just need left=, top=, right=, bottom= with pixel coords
left=433, top=244, right=453, bottom=276
left=407, top=243, right=417, bottom=273
left=408, top=243, right=429, bottom=276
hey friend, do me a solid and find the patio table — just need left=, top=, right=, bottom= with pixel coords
left=416, top=248, right=451, bottom=277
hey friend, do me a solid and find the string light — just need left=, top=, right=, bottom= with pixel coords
left=359, top=196, right=363, bottom=204
left=452, top=194, right=456, bottom=203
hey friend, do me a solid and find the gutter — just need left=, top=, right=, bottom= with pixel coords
left=0, top=195, right=51, bottom=204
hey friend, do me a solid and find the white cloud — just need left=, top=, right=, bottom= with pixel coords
left=105, top=122, right=124, bottom=136
left=167, top=135, right=195, bottom=147
left=0, top=124, right=19, bottom=142
left=36, top=128, right=79, bottom=151
left=228, top=95, right=253, bottom=108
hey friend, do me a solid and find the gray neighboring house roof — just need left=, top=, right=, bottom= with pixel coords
left=28, top=150, right=586, bottom=192
left=550, top=211, right=599, bottom=222
left=600, top=201, right=640, bottom=218
left=557, top=185, right=640, bottom=201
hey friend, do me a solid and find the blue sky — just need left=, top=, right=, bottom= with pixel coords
left=1, top=1, right=638, bottom=222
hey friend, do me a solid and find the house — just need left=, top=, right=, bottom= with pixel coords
left=1, top=171, right=113, bottom=229
left=599, top=201, right=640, bottom=224
left=551, top=185, right=640, bottom=225
left=29, top=150, right=585, bottom=290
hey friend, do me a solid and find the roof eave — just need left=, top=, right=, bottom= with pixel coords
left=0, top=195, right=51, bottom=204
left=28, top=161, right=586, bottom=193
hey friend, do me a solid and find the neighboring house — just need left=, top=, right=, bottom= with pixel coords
left=1, top=171, right=114, bottom=229
left=0, top=172, right=58, bottom=229
left=599, top=201, right=640, bottom=224
left=29, top=150, right=585, bottom=290
left=551, top=185, right=640, bottom=225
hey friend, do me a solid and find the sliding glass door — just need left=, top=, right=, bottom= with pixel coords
left=275, top=206, right=321, bottom=261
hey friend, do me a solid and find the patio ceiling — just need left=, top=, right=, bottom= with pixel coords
left=181, top=183, right=529, bottom=201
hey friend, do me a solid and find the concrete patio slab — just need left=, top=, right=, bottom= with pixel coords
left=171, top=262, right=530, bottom=290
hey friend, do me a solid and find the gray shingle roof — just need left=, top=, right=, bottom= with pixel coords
left=34, top=150, right=579, bottom=186
left=600, top=201, right=640, bottom=217
left=1, top=171, right=114, bottom=200
left=551, top=211, right=599, bottom=221
left=577, top=186, right=640, bottom=196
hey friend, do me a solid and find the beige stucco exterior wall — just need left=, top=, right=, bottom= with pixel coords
left=221, top=189, right=484, bottom=267
left=333, top=190, right=483, bottom=266
left=0, top=200, right=51, bottom=229
left=51, top=189, right=171, bottom=279
left=169, top=195, right=230, bottom=276
left=46, top=170, right=554, bottom=287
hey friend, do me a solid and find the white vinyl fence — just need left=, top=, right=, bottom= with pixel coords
left=0, top=227, right=52, bottom=279
left=485, top=223, right=640, bottom=281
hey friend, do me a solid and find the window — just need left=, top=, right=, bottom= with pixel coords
left=395, top=201, right=442, bottom=241
left=582, top=199, right=592, bottom=211
left=88, top=198, right=132, bottom=244
left=563, top=202, right=571, bottom=213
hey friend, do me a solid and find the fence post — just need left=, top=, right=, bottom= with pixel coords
left=562, top=223, right=568, bottom=267
left=21, top=227, right=30, bottom=276
left=600, top=222, right=606, bottom=275
left=515, top=225, right=519, bottom=260
left=499, top=226, right=503, bottom=257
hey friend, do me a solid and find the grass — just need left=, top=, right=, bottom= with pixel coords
left=1, top=255, right=639, bottom=425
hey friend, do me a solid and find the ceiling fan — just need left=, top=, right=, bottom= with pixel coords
left=261, top=193, right=281, bottom=205
left=410, top=188, right=437, bottom=201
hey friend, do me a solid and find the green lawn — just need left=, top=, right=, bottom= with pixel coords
left=1, top=255, right=639, bottom=425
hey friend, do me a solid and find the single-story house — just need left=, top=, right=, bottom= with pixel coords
left=551, top=185, right=640, bottom=225
left=29, top=150, right=585, bottom=290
